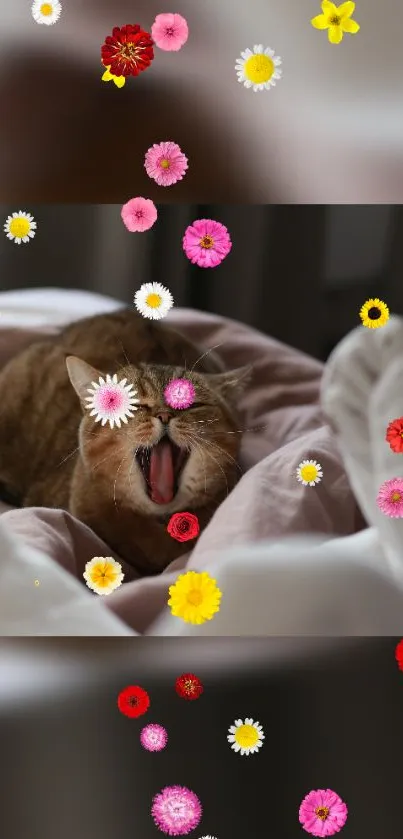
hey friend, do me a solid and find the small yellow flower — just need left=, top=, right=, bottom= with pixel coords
left=359, top=297, right=390, bottom=329
left=101, top=65, right=126, bottom=88
left=83, top=556, right=124, bottom=595
left=296, top=459, right=323, bottom=487
left=311, top=1, right=360, bottom=44
left=168, top=571, right=222, bottom=625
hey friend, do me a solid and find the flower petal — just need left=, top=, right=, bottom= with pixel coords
left=113, top=75, right=126, bottom=87
left=311, top=14, right=329, bottom=29
left=341, top=16, right=360, bottom=32
left=337, top=1, right=355, bottom=17
left=102, top=68, right=113, bottom=81
left=328, top=24, right=343, bottom=42
left=321, top=0, right=337, bottom=13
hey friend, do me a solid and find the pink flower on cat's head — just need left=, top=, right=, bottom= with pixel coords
left=299, top=789, right=348, bottom=836
left=84, top=373, right=139, bottom=429
left=151, top=13, right=189, bottom=52
left=182, top=219, right=232, bottom=268
left=164, top=378, right=195, bottom=410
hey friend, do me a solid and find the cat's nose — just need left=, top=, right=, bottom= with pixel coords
left=156, top=411, right=171, bottom=425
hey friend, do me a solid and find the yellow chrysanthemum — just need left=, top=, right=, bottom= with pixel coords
left=311, top=1, right=360, bottom=44
left=83, top=556, right=124, bottom=595
left=101, top=65, right=126, bottom=88
left=168, top=571, right=222, bottom=625
left=359, top=298, right=390, bottom=329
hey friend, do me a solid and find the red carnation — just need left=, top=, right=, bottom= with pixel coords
left=395, top=639, right=403, bottom=672
left=386, top=417, right=403, bottom=453
left=175, top=673, right=204, bottom=700
left=167, top=512, right=200, bottom=543
left=117, top=685, right=150, bottom=718
left=101, top=24, right=154, bottom=78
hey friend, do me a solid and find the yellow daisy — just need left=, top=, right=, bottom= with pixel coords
left=101, top=65, right=126, bottom=88
left=311, top=1, right=360, bottom=44
left=168, top=571, right=222, bottom=625
left=83, top=556, right=124, bottom=595
left=359, top=297, right=390, bottom=329
left=4, top=211, right=37, bottom=244
left=296, top=459, right=323, bottom=487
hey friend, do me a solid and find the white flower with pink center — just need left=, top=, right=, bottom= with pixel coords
left=164, top=378, right=195, bottom=410
left=140, top=723, right=168, bottom=752
left=84, top=373, right=139, bottom=429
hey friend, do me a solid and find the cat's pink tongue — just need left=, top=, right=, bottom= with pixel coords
left=149, top=440, right=175, bottom=505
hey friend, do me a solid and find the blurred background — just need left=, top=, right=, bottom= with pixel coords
left=0, top=636, right=402, bottom=839
left=1, top=0, right=403, bottom=203
left=2, top=203, right=402, bottom=360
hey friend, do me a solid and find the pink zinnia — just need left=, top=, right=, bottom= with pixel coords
left=140, top=723, right=168, bottom=752
left=151, top=13, right=189, bottom=52
left=121, top=197, right=158, bottom=232
left=145, top=141, right=188, bottom=187
left=151, top=785, right=202, bottom=836
left=164, top=378, right=195, bottom=410
left=182, top=219, right=232, bottom=268
left=376, top=477, right=403, bottom=518
left=299, top=789, right=348, bottom=837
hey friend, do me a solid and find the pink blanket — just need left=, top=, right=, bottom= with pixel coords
left=0, top=308, right=363, bottom=633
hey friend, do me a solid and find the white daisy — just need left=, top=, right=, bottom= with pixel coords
left=296, top=459, right=323, bottom=487
left=235, top=44, right=282, bottom=91
left=84, top=373, right=139, bottom=429
left=83, top=556, right=124, bottom=595
left=31, top=0, right=62, bottom=25
left=134, top=282, right=174, bottom=320
left=4, top=211, right=37, bottom=244
left=227, top=717, right=265, bottom=756
left=198, top=836, right=218, bottom=839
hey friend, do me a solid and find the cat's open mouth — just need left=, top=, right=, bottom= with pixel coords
left=135, top=438, right=189, bottom=506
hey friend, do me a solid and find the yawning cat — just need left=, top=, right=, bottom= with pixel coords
left=0, top=308, right=249, bottom=577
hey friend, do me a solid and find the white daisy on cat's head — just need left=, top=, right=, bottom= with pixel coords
left=31, top=0, right=62, bottom=25
left=134, top=282, right=174, bottom=320
left=227, top=718, right=265, bottom=755
left=235, top=44, right=282, bottom=91
left=84, top=373, right=139, bottom=429
left=4, top=211, right=37, bottom=244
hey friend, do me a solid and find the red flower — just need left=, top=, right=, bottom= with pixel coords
left=117, top=685, right=150, bottom=718
left=101, top=24, right=154, bottom=78
left=167, top=512, right=200, bottom=543
left=395, top=639, right=403, bottom=671
left=386, top=417, right=403, bottom=453
left=175, top=673, right=204, bottom=700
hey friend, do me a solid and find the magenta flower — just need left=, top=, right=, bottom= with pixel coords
left=151, top=13, right=189, bottom=52
left=376, top=476, right=403, bottom=517
left=121, top=197, right=158, bottom=232
left=140, top=723, right=168, bottom=752
left=164, top=378, right=195, bottom=410
left=145, top=141, right=188, bottom=187
left=151, top=785, right=202, bottom=835
left=182, top=219, right=232, bottom=268
left=299, top=789, right=348, bottom=837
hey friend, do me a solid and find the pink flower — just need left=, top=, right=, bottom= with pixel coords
left=376, top=477, right=403, bottom=517
left=151, top=13, right=189, bottom=52
left=151, top=785, right=202, bottom=835
left=145, top=141, right=188, bottom=187
left=164, top=378, right=195, bottom=410
left=140, top=723, right=168, bottom=752
left=299, top=789, right=348, bottom=837
left=121, top=197, right=158, bottom=232
left=182, top=219, right=232, bottom=268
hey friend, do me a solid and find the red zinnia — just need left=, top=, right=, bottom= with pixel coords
left=386, top=417, right=403, bottom=453
left=101, top=24, right=154, bottom=78
left=175, top=673, right=204, bottom=700
left=117, top=685, right=150, bottom=718
left=395, top=639, right=403, bottom=671
left=167, top=512, right=200, bottom=543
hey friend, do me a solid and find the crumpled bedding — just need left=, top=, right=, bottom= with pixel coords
left=0, top=289, right=365, bottom=635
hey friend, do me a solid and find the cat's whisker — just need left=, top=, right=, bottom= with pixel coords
left=113, top=455, right=128, bottom=511
left=185, top=436, right=209, bottom=496
left=189, top=343, right=225, bottom=373
left=186, top=431, right=242, bottom=476
left=186, top=432, right=231, bottom=499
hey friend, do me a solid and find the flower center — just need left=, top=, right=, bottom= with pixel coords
left=391, top=492, right=402, bottom=502
left=235, top=724, right=259, bottom=747
left=300, top=465, right=318, bottom=482
left=368, top=306, right=381, bottom=320
left=146, top=293, right=162, bottom=308
left=187, top=589, right=203, bottom=606
left=199, top=234, right=214, bottom=249
left=329, top=14, right=341, bottom=24
left=244, top=53, right=274, bottom=84
left=315, top=807, right=330, bottom=821
left=165, top=26, right=175, bottom=36
left=40, top=2, right=53, bottom=14
left=160, top=158, right=171, bottom=169
left=184, top=679, right=195, bottom=692
left=9, top=218, right=30, bottom=237
left=128, top=695, right=139, bottom=706
left=121, top=42, right=141, bottom=59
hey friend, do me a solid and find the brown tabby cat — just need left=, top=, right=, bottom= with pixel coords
left=0, top=309, right=249, bottom=577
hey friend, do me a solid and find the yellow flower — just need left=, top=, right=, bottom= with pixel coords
left=83, top=556, right=124, bottom=595
left=359, top=297, right=390, bottom=329
left=101, top=65, right=126, bottom=88
left=311, top=1, right=360, bottom=44
left=168, top=571, right=222, bottom=625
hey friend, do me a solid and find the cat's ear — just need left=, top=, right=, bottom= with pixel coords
left=65, top=356, right=104, bottom=404
left=205, top=365, right=253, bottom=403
